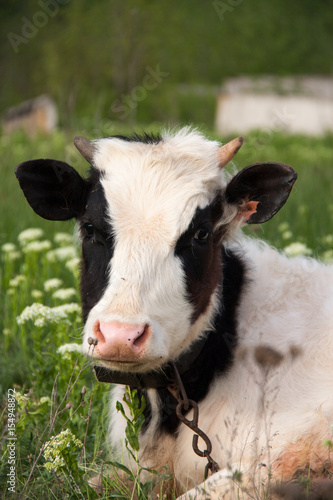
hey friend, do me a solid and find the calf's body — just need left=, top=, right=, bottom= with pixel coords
left=15, top=129, right=333, bottom=498
left=111, top=238, right=333, bottom=495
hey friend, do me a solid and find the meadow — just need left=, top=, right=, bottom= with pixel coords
left=1, top=124, right=333, bottom=498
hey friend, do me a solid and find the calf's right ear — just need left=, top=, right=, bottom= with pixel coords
left=225, top=162, right=297, bottom=224
left=15, top=159, right=91, bottom=221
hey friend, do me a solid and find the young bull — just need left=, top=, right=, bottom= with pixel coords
left=16, top=129, right=333, bottom=498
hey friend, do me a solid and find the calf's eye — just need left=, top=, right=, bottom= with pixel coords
left=82, top=223, right=94, bottom=238
left=193, top=226, right=211, bottom=243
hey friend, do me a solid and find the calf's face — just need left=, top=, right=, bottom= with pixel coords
left=15, top=130, right=297, bottom=373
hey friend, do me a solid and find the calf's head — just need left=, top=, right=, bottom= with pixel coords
left=16, top=129, right=297, bottom=373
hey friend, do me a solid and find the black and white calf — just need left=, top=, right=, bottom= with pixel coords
left=16, top=128, right=333, bottom=498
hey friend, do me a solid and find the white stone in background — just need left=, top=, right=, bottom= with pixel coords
left=216, top=76, right=333, bottom=136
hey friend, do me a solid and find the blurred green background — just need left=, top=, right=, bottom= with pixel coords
left=1, top=0, right=333, bottom=128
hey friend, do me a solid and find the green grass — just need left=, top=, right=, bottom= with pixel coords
left=1, top=125, right=333, bottom=498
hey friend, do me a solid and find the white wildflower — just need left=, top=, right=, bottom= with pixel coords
left=52, top=288, right=77, bottom=301
left=277, top=222, right=289, bottom=233
left=5, top=251, right=21, bottom=262
left=9, top=275, right=26, bottom=287
left=321, top=234, right=333, bottom=247
left=57, top=343, right=82, bottom=355
left=31, top=289, right=43, bottom=300
left=15, top=391, right=29, bottom=408
left=18, top=228, right=44, bottom=246
left=284, top=242, right=312, bottom=257
left=54, top=232, right=74, bottom=246
left=65, top=257, right=80, bottom=275
left=54, top=303, right=81, bottom=315
left=40, top=396, right=51, bottom=405
left=23, top=240, right=52, bottom=253
left=1, top=243, right=17, bottom=253
left=282, top=230, right=292, bottom=240
left=321, top=250, right=333, bottom=263
left=46, top=246, right=77, bottom=263
left=17, top=303, right=70, bottom=328
left=44, top=278, right=63, bottom=292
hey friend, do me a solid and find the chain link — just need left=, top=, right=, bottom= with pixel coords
left=169, top=363, right=220, bottom=479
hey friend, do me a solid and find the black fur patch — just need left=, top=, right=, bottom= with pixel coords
left=109, top=133, right=162, bottom=145
left=79, top=170, right=114, bottom=322
left=175, top=198, right=223, bottom=323
left=141, top=248, right=245, bottom=435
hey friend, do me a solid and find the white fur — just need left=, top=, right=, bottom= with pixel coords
left=177, top=239, right=333, bottom=497
left=79, top=128, right=333, bottom=498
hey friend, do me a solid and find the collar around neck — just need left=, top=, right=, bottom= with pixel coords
left=93, top=333, right=209, bottom=389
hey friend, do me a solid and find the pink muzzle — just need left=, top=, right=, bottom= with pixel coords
left=92, top=321, right=150, bottom=361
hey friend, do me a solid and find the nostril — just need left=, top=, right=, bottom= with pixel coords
left=93, top=321, right=105, bottom=342
left=133, top=324, right=150, bottom=350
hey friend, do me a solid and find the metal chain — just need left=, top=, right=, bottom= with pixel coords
left=169, top=363, right=220, bottom=479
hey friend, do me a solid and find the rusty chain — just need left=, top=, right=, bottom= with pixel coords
left=169, top=362, right=220, bottom=479
left=91, top=336, right=220, bottom=478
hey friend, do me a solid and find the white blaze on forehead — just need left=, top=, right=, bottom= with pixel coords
left=92, top=128, right=224, bottom=244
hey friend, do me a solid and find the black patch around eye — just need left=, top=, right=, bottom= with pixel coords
left=81, top=222, right=94, bottom=238
left=193, top=224, right=212, bottom=244
left=175, top=202, right=222, bottom=324
left=79, top=180, right=114, bottom=321
left=175, top=206, right=212, bottom=251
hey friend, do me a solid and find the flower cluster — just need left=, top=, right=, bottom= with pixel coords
left=57, top=343, right=82, bottom=355
left=31, top=290, right=43, bottom=300
left=18, top=228, right=44, bottom=246
left=321, top=250, right=333, bottom=263
left=17, top=302, right=80, bottom=328
left=46, top=246, right=78, bottom=263
left=58, top=303, right=81, bottom=315
left=66, top=257, right=80, bottom=276
left=283, top=242, right=312, bottom=258
left=44, top=278, right=63, bottom=292
left=53, top=232, right=74, bottom=246
left=2, top=242, right=17, bottom=253
left=40, top=396, right=51, bottom=406
left=23, top=240, right=52, bottom=254
left=9, top=275, right=26, bottom=288
left=1, top=242, right=21, bottom=261
left=52, top=288, right=77, bottom=301
left=15, top=391, right=30, bottom=410
left=43, top=429, right=83, bottom=473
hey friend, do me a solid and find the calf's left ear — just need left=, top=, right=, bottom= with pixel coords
left=226, top=162, right=297, bottom=224
left=15, top=159, right=91, bottom=221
